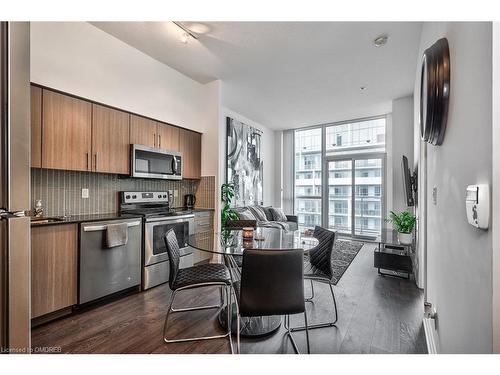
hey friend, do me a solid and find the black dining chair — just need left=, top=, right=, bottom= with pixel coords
left=163, top=229, right=234, bottom=352
left=234, top=248, right=310, bottom=354
left=291, top=226, right=338, bottom=333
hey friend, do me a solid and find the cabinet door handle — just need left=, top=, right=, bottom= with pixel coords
left=95, top=153, right=98, bottom=171
left=154, top=133, right=156, bottom=148
left=86, top=152, right=90, bottom=170
left=159, top=134, right=161, bottom=148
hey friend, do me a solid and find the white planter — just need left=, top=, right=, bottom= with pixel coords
left=398, top=232, right=413, bottom=245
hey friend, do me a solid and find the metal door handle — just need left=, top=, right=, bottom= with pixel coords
left=159, top=134, right=161, bottom=148
left=86, top=152, right=90, bottom=170
left=154, top=133, right=156, bottom=148
left=95, top=153, right=98, bottom=171
left=172, top=157, right=177, bottom=173
left=83, top=221, right=141, bottom=232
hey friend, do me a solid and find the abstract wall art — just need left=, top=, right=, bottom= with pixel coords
left=226, top=117, right=263, bottom=207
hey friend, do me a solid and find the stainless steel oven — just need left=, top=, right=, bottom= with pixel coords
left=131, top=144, right=182, bottom=180
left=143, top=214, right=194, bottom=289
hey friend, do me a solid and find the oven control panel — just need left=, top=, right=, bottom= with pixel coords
left=121, top=191, right=171, bottom=204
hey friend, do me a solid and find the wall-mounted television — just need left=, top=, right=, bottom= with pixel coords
left=402, top=155, right=417, bottom=207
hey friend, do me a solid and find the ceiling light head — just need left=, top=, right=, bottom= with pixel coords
left=373, top=35, right=388, bottom=47
left=172, top=21, right=199, bottom=44
left=180, top=32, right=189, bottom=44
left=360, top=86, right=366, bottom=91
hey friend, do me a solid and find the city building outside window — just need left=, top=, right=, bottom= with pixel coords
left=294, top=116, right=386, bottom=237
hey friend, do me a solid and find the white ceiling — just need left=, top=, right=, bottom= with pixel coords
left=91, top=22, right=422, bottom=130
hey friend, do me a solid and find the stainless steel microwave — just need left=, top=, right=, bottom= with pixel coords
left=131, top=144, right=182, bottom=180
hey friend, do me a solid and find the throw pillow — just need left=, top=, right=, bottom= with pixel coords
left=260, top=206, right=274, bottom=221
left=238, top=209, right=256, bottom=221
left=249, top=206, right=268, bottom=222
left=270, top=207, right=288, bottom=222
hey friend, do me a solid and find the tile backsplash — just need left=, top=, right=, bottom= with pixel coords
left=31, top=168, right=198, bottom=217
left=195, top=175, right=216, bottom=209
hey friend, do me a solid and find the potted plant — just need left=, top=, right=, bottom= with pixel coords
left=221, top=183, right=239, bottom=229
left=387, top=211, right=416, bottom=245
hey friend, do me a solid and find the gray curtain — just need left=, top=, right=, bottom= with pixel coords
left=282, top=129, right=294, bottom=214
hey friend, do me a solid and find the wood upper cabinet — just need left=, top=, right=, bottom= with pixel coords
left=179, top=128, right=201, bottom=179
left=31, top=224, right=78, bottom=319
left=42, top=90, right=92, bottom=171
left=92, top=104, right=130, bottom=174
left=130, top=114, right=157, bottom=148
left=31, top=86, right=203, bottom=178
left=31, top=86, right=42, bottom=168
left=157, top=123, right=180, bottom=152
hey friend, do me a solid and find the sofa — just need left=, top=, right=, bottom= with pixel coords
left=229, top=205, right=298, bottom=231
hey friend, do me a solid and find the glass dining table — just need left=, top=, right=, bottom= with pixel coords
left=187, top=227, right=318, bottom=337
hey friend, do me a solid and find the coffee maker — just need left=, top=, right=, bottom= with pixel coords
left=184, top=194, right=196, bottom=209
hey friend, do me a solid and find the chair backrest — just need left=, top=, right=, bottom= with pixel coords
left=164, top=229, right=180, bottom=289
left=309, top=226, right=336, bottom=279
left=239, top=249, right=305, bottom=317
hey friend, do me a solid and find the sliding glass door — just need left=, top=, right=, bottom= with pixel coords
left=327, top=155, right=384, bottom=238
left=294, top=128, right=322, bottom=233
left=327, top=159, right=352, bottom=235
left=354, top=158, right=383, bottom=237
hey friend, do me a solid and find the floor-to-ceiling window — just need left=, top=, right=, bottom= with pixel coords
left=294, top=128, right=322, bottom=231
left=294, top=116, right=386, bottom=238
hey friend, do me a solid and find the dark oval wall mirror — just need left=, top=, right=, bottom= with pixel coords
left=419, top=37, right=450, bottom=146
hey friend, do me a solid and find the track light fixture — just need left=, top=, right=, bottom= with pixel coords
left=172, top=21, right=198, bottom=44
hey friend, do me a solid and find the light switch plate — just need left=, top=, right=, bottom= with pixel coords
left=82, top=188, right=89, bottom=199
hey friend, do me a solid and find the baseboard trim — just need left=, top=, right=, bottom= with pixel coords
left=423, top=317, right=438, bottom=354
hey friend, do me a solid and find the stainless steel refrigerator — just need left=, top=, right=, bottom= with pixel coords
left=0, top=22, right=31, bottom=353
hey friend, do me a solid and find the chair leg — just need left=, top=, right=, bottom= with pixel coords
left=163, top=284, right=231, bottom=343
left=291, top=279, right=338, bottom=332
left=304, top=311, right=310, bottom=354
left=286, top=314, right=306, bottom=354
left=305, top=279, right=315, bottom=302
left=220, top=285, right=224, bottom=306
left=237, top=312, right=241, bottom=354
left=171, top=285, right=224, bottom=313
left=226, top=286, right=234, bottom=354
left=162, top=290, right=177, bottom=342
left=328, top=281, right=339, bottom=325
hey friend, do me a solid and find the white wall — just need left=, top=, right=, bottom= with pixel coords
left=30, top=22, right=219, bottom=177
left=31, top=22, right=279, bottom=226
left=391, top=95, right=414, bottom=214
left=274, top=131, right=283, bottom=209
left=492, top=22, right=500, bottom=354
left=415, top=22, right=492, bottom=353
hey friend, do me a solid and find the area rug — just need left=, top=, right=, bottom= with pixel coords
left=330, top=240, right=364, bottom=285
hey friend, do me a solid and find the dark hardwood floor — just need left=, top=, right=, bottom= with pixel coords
left=31, top=243, right=427, bottom=354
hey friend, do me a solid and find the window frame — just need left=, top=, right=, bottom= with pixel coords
left=293, top=114, right=387, bottom=238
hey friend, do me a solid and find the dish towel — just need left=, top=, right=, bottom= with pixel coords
left=106, top=222, right=128, bottom=248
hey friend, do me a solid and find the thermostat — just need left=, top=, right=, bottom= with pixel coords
left=465, top=184, right=489, bottom=229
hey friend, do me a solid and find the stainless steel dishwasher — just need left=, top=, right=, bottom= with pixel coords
left=79, top=218, right=142, bottom=304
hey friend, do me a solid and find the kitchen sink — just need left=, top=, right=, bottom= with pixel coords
left=31, top=216, right=66, bottom=224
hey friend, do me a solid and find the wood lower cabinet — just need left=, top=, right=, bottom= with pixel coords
left=130, top=114, right=157, bottom=148
left=92, top=104, right=130, bottom=174
left=42, top=90, right=92, bottom=171
left=193, top=211, right=214, bottom=264
left=31, top=224, right=78, bottom=319
left=31, top=86, right=42, bottom=168
left=179, top=128, right=201, bottom=179
left=157, top=123, right=179, bottom=152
